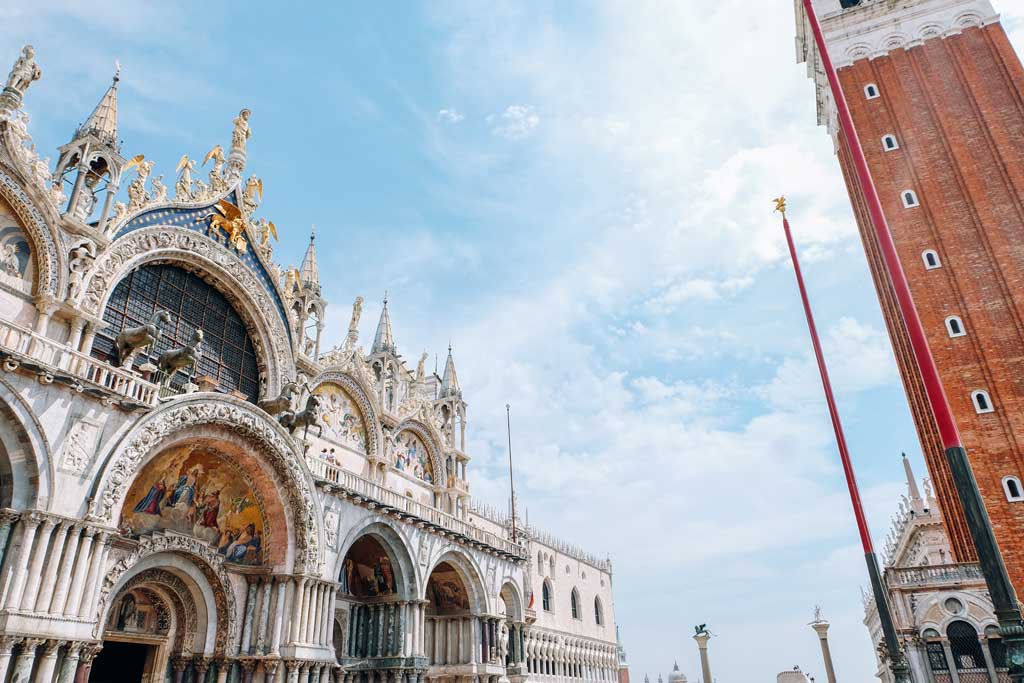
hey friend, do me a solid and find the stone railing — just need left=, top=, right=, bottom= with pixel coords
left=887, top=563, right=985, bottom=588
left=305, top=455, right=526, bottom=559
left=0, top=318, right=159, bottom=406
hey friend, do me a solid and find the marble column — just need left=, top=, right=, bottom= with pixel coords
left=216, top=658, right=229, bottom=683
left=4, top=516, right=40, bottom=608
left=693, top=633, right=712, bottom=683
left=35, top=640, right=61, bottom=683
left=0, top=511, right=17, bottom=570
left=811, top=620, right=837, bottom=683
left=257, top=577, right=273, bottom=654
left=171, top=658, right=188, bottom=683
left=78, top=531, right=110, bottom=618
left=241, top=578, right=259, bottom=654
left=74, top=646, right=101, bottom=683
left=20, top=517, right=55, bottom=610
left=49, top=524, right=82, bottom=614
left=36, top=522, right=70, bottom=611
left=941, top=639, right=962, bottom=683
left=194, top=658, right=210, bottom=683
left=980, top=638, right=1000, bottom=683
left=290, top=578, right=308, bottom=645
left=241, top=659, right=257, bottom=683
left=271, top=577, right=288, bottom=655
left=63, top=527, right=95, bottom=615
left=10, top=638, right=43, bottom=683
left=57, top=642, right=83, bottom=683
left=285, top=660, right=300, bottom=683
left=0, top=636, right=16, bottom=683
left=264, top=660, right=281, bottom=683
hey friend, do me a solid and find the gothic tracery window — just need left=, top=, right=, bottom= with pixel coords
left=542, top=580, right=552, bottom=612
left=93, top=264, right=260, bottom=400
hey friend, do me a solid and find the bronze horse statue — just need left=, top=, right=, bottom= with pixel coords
left=278, top=393, right=322, bottom=439
left=258, top=379, right=301, bottom=416
left=157, top=329, right=203, bottom=386
left=114, top=310, right=171, bottom=367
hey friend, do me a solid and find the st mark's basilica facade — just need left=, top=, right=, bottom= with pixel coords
left=0, top=46, right=621, bottom=683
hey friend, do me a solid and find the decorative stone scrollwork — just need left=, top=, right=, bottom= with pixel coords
left=0, top=167, right=62, bottom=298
left=76, top=226, right=294, bottom=397
left=91, top=395, right=321, bottom=572
left=97, top=532, right=238, bottom=655
left=120, top=568, right=198, bottom=656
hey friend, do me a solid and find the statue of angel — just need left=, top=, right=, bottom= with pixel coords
left=5, top=46, right=42, bottom=97
left=175, top=154, right=196, bottom=200
left=242, top=175, right=262, bottom=215
left=203, top=144, right=227, bottom=194
left=107, top=201, right=128, bottom=234
left=127, top=159, right=154, bottom=211
left=150, top=174, right=167, bottom=203
left=67, top=242, right=96, bottom=299
left=256, top=217, right=278, bottom=252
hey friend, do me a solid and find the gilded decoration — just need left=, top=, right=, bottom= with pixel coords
left=309, top=371, right=380, bottom=458
left=392, top=430, right=432, bottom=484
left=314, top=382, right=368, bottom=453
left=122, top=444, right=267, bottom=566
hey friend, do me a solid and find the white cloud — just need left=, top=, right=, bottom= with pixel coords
left=437, top=108, right=465, bottom=124
left=489, top=104, right=540, bottom=139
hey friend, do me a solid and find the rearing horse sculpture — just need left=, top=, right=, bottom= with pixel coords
left=257, top=379, right=301, bottom=416
left=114, top=310, right=171, bottom=368
left=278, top=393, right=322, bottom=440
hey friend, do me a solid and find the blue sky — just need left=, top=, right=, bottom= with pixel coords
left=7, top=2, right=1024, bottom=681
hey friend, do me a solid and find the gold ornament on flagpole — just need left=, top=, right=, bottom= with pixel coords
left=772, top=195, right=787, bottom=215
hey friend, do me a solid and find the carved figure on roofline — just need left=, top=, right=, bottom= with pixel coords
left=67, top=242, right=96, bottom=300
left=127, top=159, right=154, bottom=211
left=175, top=154, right=196, bottom=201
left=197, top=199, right=249, bottom=253
left=255, top=217, right=277, bottom=258
left=108, top=201, right=128, bottom=232
left=150, top=174, right=167, bottom=203
left=232, top=108, right=251, bottom=155
left=1, top=45, right=41, bottom=109
left=416, top=352, right=427, bottom=382
left=115, top=310, right=171, bottom=368
left=278, top=393, right=322, bottom=439
left=242, top=175, right=262, bottom=216
left=204, top=144, right=227, bottom=195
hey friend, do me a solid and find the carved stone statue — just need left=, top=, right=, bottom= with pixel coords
left=278, top=394, right=322, bottom=439
left=127, top=160, right=154, bottom=211
left=108, top=201, right=128, bottom=232
left=231, top=108, right=251, bottom=155
left=203, top=144, right=227, bottom=194
left=150, top=175, right=167, bottom=203
left=72, top=173, right=98, bottom=222
left=2, top=46, right=42, bottom=108
left=115, top=310, right=171, bottom=367
left=416, top=352, right=427, bottom=381
left=67, top=242, right=96, bottom=300
left=1, top=244, right=20, bottom=277
left=157, top=328, right=203, bottom=384
left=498, top=621, right=510, bottom=662
left=175, top=155, right=196, bottom=200
left=242, top=175, right=262, bottom=216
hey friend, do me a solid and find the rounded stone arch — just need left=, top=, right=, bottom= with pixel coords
left=954, top=11, right=985, bottom=29
left=917, top=591, right=993, bottom=635
left=89, top=394, right=322, bottom=573
left=76, top=227, right=294, bottom=398
left=0, top=375, right=52, bottom=509
left=0, top=166, right=64, bottom=299
left=309, top=371, right=382, bottom=458
left=499, top=579, right=523, bottom=621
left=424, top=549, right=490, bottom=615
left=393, top=418, right=446, bottom=488
left=97, top=536, right=238, bottom=657
left=335, top=517, right=418, bottom=600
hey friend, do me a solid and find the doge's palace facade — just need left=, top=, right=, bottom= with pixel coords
left=0, top=46, right=619, bottom=683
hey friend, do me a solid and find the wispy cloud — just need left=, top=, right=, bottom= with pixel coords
left=489, top=104, right=540, bottom=139
left=437, top=108, right=465, bottom=124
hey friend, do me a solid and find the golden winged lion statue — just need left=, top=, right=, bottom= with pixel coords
left=196, top=199, right=249, bottom=252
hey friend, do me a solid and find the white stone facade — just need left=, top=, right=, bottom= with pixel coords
left=0, top=45, right=619, bottom=683
left=863, top=457, right=1002, bottom=683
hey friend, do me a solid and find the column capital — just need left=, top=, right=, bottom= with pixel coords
left=0, top=636, right=16, bottom=655
left=41, top=640, right=62, bottom=656
left=19, top=637, right=45, bottom=651
left=80, top=643, right=103, bottom=663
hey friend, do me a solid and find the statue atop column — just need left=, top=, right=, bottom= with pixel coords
left=344, top=296, right=364, bottom=351
left=0, top=46, right=42, bottom=112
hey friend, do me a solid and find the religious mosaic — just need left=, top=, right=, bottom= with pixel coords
left=106, top=588, right=170, bottom=637
left=314, top=383, right=367, bottom=453
left=341, top=536, right=396, bottom=597
left=393, top=430, right=432, bottom=483
left=122, top=444, right=265, bottom=565
left=426, top=562, right=470, bottom=614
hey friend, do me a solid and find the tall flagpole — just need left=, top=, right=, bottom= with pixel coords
left=800, top=2, right=1024, bottom=678
left=507, top=403, right=518, bottom=543
left=777, top=197, right=910, bottom=683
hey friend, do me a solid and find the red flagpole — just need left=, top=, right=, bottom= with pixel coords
left=779, top=209, right=872, bottom=550
left=778, top=202, right=909, bottom=682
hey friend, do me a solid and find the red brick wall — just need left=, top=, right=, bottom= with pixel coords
left=833, top=23, right=1024, bottom=592
left=618, top=665, right=630, bottom=683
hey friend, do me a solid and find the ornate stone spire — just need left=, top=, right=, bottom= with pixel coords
left=902, top=452, right=926, bottom=515
left=75, top=63, right=120, bottom=149
left=371, top=294, right=396, bottom=355
left=299, top=225, right=319, bottom=289
left=439, top=344, right=461, bottom=398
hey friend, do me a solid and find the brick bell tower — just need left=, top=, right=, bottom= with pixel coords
left=796, top=0, right=1024, bottom=591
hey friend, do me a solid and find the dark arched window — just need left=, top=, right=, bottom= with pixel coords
left=594, top=597, right=604, bottom=625
left=93, top=264, right=260, bottom=400
left=542, top=581, right=552, bottom=612
left=570, top=588, right=580, bottom=619
left=948, top=620, right=985, bottom=671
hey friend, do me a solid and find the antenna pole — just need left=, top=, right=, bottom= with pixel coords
left=506, top=403, right=518, bottom=542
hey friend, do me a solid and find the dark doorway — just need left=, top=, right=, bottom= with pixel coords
left=89, top=641, right=150, bottom=683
